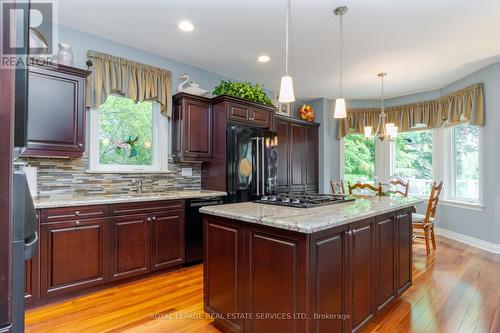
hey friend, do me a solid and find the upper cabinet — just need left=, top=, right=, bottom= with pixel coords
left=26, top=63, right=90, bottom=158
left=275, top=116, right=319, bottom=193
left=172, top=93, right=213, bottom=162
left=215, top=95, right=275, bottom=129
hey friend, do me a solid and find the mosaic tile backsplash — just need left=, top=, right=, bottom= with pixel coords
left=22, top=156, right=202, bottom=196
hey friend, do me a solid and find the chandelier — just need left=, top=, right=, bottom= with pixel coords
left=364, top=73, right=398, bottom=141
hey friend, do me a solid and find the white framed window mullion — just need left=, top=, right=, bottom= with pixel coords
left=339, top=137, right=345, bottom=182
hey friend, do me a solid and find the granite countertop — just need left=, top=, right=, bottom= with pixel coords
left=200, top=196, right=423, bottom=234
left=33, top=190, right=227, bottom=209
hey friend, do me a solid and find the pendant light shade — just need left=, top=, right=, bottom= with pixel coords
left=279, top=0, right=295, bottom=103
left=333, top=6, right=348, bottom=119
left=334, top=98, right=347, bottom=119
left=279, top=75, right=295, bottom=103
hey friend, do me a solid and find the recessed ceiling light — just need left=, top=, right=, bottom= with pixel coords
left=258, top=55, right=270, bottom=63
left=178, top=20, right=194, bottom=32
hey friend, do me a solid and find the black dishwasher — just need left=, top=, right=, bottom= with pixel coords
left=185, top=197, right=225, bottom=264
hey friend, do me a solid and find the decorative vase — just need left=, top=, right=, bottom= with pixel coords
left=57, top=43, right=74, bottom=66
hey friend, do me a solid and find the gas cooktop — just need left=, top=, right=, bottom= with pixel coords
left=254, top=193, right=355, bottom=208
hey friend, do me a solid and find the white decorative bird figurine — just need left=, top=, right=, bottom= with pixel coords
left=177, top=73, right=210, bottom=96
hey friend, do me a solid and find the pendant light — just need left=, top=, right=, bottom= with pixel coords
left=333, top=6, right=348, bottom=118
left=365, top=73, right=398, bottom=141
left=278, top=0, right=295, bottom=103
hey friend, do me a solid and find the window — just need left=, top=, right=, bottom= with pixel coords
left=89, top=95, right=168, bottom=172
left=450, top=124, right=480, bottom=202
left=394, top=130, right=433, bottom=196
left=342, top=134, right=375, bottom=184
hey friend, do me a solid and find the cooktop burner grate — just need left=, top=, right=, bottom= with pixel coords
left=254, top=193, right=355, bottom=208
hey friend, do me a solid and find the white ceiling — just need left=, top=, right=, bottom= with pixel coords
left=58, top=0, right=500, bottom=100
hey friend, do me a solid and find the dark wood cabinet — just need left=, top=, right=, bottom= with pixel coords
left=275, top=116, right=319, bottom=193
left=40, top=218, right=108, bottom=297
left=32, top=200, right=186, bottom=306
left=225, top=99, right=274, bottom=129
left=204, top=207, right=414, bottom=333
left=26, top=64, right=90, bottom=158
left=349, top=218, right=376, bottom=333
left=109, top=215, right=150, bottom=281
left=151, top=210, right=185, bottom=271
left=172, top=93, right=213, bottom=162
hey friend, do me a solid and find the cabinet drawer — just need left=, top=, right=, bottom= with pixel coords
left=228, top=103, right=250, bottom=122
left=109, top=200, right=185, bottom=216
left=41, top=205, right=108, bottom=223
left=250, top=108, right=272, bottom=127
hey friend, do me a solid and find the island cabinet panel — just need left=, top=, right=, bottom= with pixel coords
left=308, top=226, right=349, bottom=333
left=151, top=211, right=185, bottom=271
left=247, top=227, right=306, bottom=333
left=348, top=218, right=376, bottom=333
left=109, top=215, right=151, bottom=281
left=172, top=93, right=213, bottom=162
left=204, top=217, right=246, bottom=333
left=375, top=214, right=397, bottom=313
left=40, top=218, right=108, bottom=297
left=396, top=211, right=412, bottom=294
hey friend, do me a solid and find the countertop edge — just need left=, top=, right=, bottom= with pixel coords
left=200, top=200, right=421, bottom=234
left=34, top=191, right=227, bottom=209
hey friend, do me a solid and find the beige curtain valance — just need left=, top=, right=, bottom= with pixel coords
left=86, top=50, right=173, bottom=117
left=337, top=83, right=484, bottom=139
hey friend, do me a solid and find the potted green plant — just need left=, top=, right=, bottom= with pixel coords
left=212, top=80, right=274, bottom=106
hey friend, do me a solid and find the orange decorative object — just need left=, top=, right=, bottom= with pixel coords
left=298, top=104, right=315, bottom=122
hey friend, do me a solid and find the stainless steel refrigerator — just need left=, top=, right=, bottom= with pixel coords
left=226, top=123, right=278, bottom=203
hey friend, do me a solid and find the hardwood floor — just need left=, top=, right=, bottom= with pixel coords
left=25, top=236, right=500, bottom=333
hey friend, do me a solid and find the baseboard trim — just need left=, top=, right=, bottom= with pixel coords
left=435, top=227, right=500, bottom=254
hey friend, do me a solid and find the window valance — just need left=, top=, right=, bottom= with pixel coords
left=337, top=83, right=484, bottom=139
left=86, top=50, right=173, bottom=117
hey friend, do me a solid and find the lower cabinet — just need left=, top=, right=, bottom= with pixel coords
left=151, top=210, right=185, bottom=271
left=40, top=218, right=108, bottom=297
left=30, top=200, right=185, bottom=305
left=109, top=215, right=151, bottom=281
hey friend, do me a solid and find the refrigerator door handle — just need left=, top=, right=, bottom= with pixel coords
left=261, top=138, right=265, bottom=195
left=255, top=137, right=260, bottom=196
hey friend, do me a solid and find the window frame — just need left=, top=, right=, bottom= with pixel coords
left=340, top=124, right=483, bottom=209
left=88, top=97, right=169, bottom=173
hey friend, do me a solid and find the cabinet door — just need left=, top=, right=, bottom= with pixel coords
left=250, top=108, right=272, bottom=128
left=26, top=66, right=86, bottom=157
left=376, top=215, right=397, bottom=312
left=151, top=211, right=185, bottom=271
left=40, top=218, right=108, bottom=297
left=276, top=120, right=290, bottom=191
left=290, top=123, right=305, bottom=189
left=349, top=218, right=376, bottom=333
left=228, top=103, right=251, bottom=123
left=109, top=215, right=150, bottom=281
left=396, top=211, right=412, bottom=294
left=184, top=99, right=212, bottom=159
left=304, top=126, right=319, bottom=192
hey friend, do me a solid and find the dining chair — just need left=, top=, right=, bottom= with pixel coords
left=347, top=182, right=383, bottom=196
left=330, top=180, right=345, bottom=194
left=384, top=178, right=410, bottom=197
left=412, top=181, right=443, bottom=256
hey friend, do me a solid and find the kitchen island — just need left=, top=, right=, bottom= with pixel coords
left=200, top=196, right=422, bottom=333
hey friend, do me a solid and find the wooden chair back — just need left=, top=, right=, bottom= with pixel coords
left=330, top=180, right=345, bottom=194
left=348, top=182, right=383, bottom=196
left=385, top=178, right=410, bottom=197
left=424, top=181, right=443, bottom=223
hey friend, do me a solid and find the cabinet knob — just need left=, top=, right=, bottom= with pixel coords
left=78, top=143, right=83, bottom=148
left=152, top=216, right=156, bottom=221
left=147, top=217, right=152, bottom=222
left=75, top=221, right=80, bottom=226
left=185, top=150, right=189, bottom=153
left=75, top=211, right=80, bottom=216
